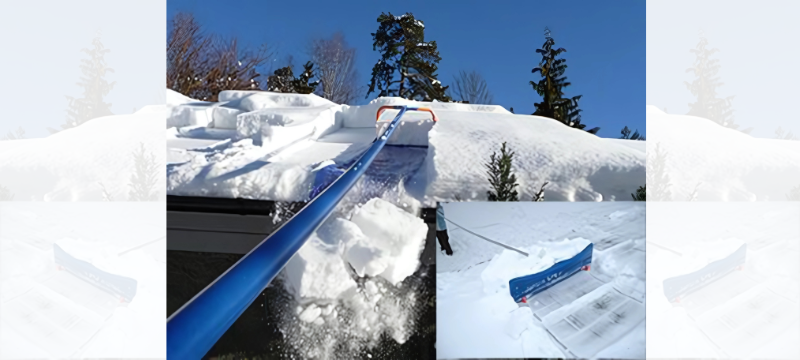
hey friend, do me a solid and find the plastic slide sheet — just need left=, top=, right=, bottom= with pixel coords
left=0, top=284, right=105, bottom=357
left=694, top=285, right=799, bottom=357
left=679, top=269, right=758, bottom=320
left=509, top=243, right=593, bottom=303
left=542, top=286, right=645, bottom=359
left=526, top=270, right=605, bottom=320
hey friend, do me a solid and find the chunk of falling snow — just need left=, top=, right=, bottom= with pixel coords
left=298, top=304, right=322, bottom=323
left=367, top=354, right=372, bottom=358
left=313, top=317, right=324, bottom=326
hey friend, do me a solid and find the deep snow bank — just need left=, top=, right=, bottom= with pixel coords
left=0, top=109, right=165, bottom=201
left=646, top=105, right=800, bottom=200
left=424, top=110, right=646, bottom=202
left=166, top=89, right=645, bottom=203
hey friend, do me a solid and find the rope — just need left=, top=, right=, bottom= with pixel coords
left=443, top=215, right=529, bottom=256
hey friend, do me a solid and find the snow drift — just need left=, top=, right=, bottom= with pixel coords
left=166, top=89, right=645, bottom=204
left=646, top=105, right=800, bottom=200
left=0, top=107, right=165, bottom=201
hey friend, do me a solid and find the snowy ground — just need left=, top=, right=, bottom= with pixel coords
left=0, top=203, right=166, bottom=359
left=646, top=202, right=800, bottom=359
left=166, top=90, right=645, bottom=205
left=436, top=202, right=645, bottom=359
left=646, top=105, right=800, bottom=200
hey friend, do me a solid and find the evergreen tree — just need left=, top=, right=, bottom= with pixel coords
left=2, top=127, right=25, bottom=140
left=775, top=127, right=797, bottom=140
left=631, top=185, right=646, bottom=201
left=267, top=61, right=320, bottom=94
left=685, top=35, right=751, bottom=133
left=367, top=12, right=450, bottom=102
left=530, top=27, right=599, bottom=134
left=620, top=126, right=645, bottom=140
left=128, top=143, right=159, bottom=201
left=0, top=184, right=13, bottom=201
left=787, top=185, right=800, bottom=201
left=532, top=181, right=549, bottom=201
left=485, top=142, right=519, bottom=201
left=52, top=33, right=115, bottom=134
left=510, top=107, right=514, bottom=114
left=647, top=143, right=672, bottom=201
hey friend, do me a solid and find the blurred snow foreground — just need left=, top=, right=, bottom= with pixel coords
left=166, top=89, right=646, bottom=204
left=646, top=105, right=800, bottom=201
left=0, top=106, right=165, bottom=201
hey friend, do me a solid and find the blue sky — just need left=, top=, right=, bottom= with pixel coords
left=167, top=0, right=645, bottom=138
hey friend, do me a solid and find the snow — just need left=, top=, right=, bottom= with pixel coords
left=646, top=105, right=800, bottom=200
left=436, top=202, right=645, bottom=359
left=646, top=202, right=800, bottom=359
left=166, top=90, right=645, bottom=204
left=0, top=203, right=165, bottom=358
left=276, top=198, right=429, bottom=358
left=0, top=108, right=165, bottom=201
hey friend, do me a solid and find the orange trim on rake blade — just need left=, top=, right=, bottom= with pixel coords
left=376, top=105, right=438, bottom=122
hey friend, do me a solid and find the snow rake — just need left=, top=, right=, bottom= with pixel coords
left=510, top=243, right=594, bottom=304
left=166, top=106, right=436, bottom=360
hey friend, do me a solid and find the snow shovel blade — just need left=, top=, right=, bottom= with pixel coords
left=53, top=244, right=138, bottom=302
left=662, top=243, right=747, bottom=303
left=375, top=106, right=437, bottom=147
left=508, top=243, right=594, bottom=303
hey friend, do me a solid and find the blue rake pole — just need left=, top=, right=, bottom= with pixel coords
left=166, top=105, right=433, bottom=359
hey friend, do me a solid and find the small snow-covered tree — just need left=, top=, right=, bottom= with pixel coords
left=631, top=185, right=646, bottom=201
left=267, top=61, right=320, bottom=94
left=620, top=126, right=645, bottom=140
left=2, top=127, right=25, bottom=140
left=775, top=127, right=797, bottom=140
left=687, top=182, right=701, bottom=201
left=367, top=12, right=450, bottom=102
left=52, top=32, right=115, bottom=134
left=531, top=27, right=599, bottom=134
left=128, top=143, right=159, bottom=201
left=485, top=142, right=519, bottom=201
left=0, top=184, right=13, bottom=201
left=685, top=35, right=751, bottom=134
left=647, top=143, right=672, bottom=201
left=451, top=70, right=493, bottom=105
left=532, top=181, right=549, bottom=201
left=787, top=185, right=800, bottom=201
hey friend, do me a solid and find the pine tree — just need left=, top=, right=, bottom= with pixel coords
left=128, top=143, right=159, bottom=201
left=2, top=127, right=25, bottom=140
left=532, top=181, right=549, bottom=201
left=367, top=12, right=450, bottom=102
left=620, top=126, right=645, bottom=140
left=52, top=33, right=115, bottom=134
left=631, top=185, right=646, bottom=201
left=787, top=185, right=800, bottom=201
left=647, top=143, right=672, bottom=201
left=0, top=184, right=13, bottom=201
left=531, top=27, right=599, bottom=134
left=775, top=127, right=797, bottom=140
left=485, top=142, right=519, bottom=201
left=685, top=35, right=751, bottom=134
left=267, top=62, right=319, bottom=94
